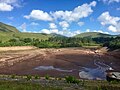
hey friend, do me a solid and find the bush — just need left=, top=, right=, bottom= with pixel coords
left=11, top=74, right=16, bottom=79
left=45, top=75, right=50, bottom=80
left=34, top=75, right=40, bottom=79
left=65, top=76, right=80, bottom=84
left=26, top=75, right=32, bottom=81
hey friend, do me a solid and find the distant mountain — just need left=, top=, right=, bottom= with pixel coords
left=0, top=22, right=19, bottom=33
left=74, top=32, right=116, bottom=38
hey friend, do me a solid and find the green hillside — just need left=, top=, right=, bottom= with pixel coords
left=0, top=22, right=19, bottom=33
left=0, top=22, right=64, bottom=42
left=0, top=32, right=55, bottom=42
left=75, top=32, right=115, bottom=38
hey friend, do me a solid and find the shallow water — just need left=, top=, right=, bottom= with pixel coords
left=79, top=54, right=113, bottom=80
left=35, top=66, right=73, bottom=72
left=35, top=54, right=113, bottom=80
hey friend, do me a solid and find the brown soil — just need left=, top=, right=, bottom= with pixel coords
left=0, top=47, right=119, bottom=78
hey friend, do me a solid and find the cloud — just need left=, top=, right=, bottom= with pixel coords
left=86, top=28, right=109, bottom=34
left=40, top=28, right=81, bottom=37
left=59, top=21, right=69, bottom=29
left=101, top=0, right=120, bottom=3
left=49, top=23, right=57, bottom=29
left=30, top=22, right=39, bottom=26
left=20, top=23, right=27, bottom=32
left=50, top=29, right=59, bottom=33
left=24, top=1, right=96, bottom=23
left=0, top=3, right=13, bottom=11
left=93, top=30, right=109, bottom=34
left=41, top=29, right=51, bottom=34
left=86, top=29, right=90, bottom=32
left=98, top=11, right=120, bottom=33
left=41, top=29, right=58, bottom=34
left=98, top=12, right=120, bottom=26
left=24, top=10, right=53, bottom=21
left=108, top=22, right=120, bottom=32
left=61, top=30, right=81, bottom=37
left=0, top=0, right=22, bottom=11
left=78, top=22, right=84, bottom=26
left=51, top=1, right=96, bottom=22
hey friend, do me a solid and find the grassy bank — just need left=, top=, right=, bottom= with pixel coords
left=0, top=80, right=62, bottom=90
left=0, top=74, right=120, bottom=90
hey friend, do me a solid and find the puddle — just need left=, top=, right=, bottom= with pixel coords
left=79, top=67, right=107, bottom=80
left=35, top=66, right=73, bottom=72
left=79, top=60, right=113, bottom=80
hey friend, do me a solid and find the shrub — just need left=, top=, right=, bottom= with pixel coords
left=26, top=75, right=32, bottom=81
left=45, top=75, right=50, bottom=80
left=11, top=74, right=16, bottom=79
left=65, top=76, right=80, bottom=84
left=34, top=75, right=40, bottom=79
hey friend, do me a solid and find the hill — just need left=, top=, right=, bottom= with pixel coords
left=0, top=22, right=65, bottom=42
left=0, top=22, right=19, bottom=33
left=74, top=32, right=116, bottom=38
left=0, top=32, right=58, bottom=42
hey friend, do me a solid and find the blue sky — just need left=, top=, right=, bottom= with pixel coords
left=0, top=0, right=120, bottom=36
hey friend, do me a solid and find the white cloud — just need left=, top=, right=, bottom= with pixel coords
left=86, top=29, right=90, bottom=32
left=0, top=0, right=22, bottom=11
left=0, top=0, right=17, bottom=4
left=98, top=12, right=120, bottom=26
left=24, top=10, right=53, bottom=21
left=41, top=29, right=51, bottom=34
left=101, top=0, right=120, bottom=3
left=98, top=11, right=120, bottom=33
left=30, top=22, right=39, bottom=26
left=108, top=25, right=117, bottom=32
left=57, top=30, right=81, bottom=37
left=49, top=23, right=57, bottom=29
left=73, top=30, right=81, bottom=35
left=52, top=1, right=96, bottom=22
left=0, top=3, right=13, bottom=11
left=20, top=23, right=27, bottom=32
left=108, top=22, right=120, bottom=32
left=93, top=30, right=109, bottom=34
left=50, top=29, right=59, bottom=33
left=41, top=29, right=59, bottom=34
left=59, top=21, right=69, bottom=28
left=78, top=22, right=84, bottom=26
left=40, top=29, right=81, bottom=37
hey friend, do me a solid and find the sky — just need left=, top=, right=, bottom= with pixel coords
left=0, top=0, right=120, bottom=37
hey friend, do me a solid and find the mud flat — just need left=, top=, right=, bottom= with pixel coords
left=0, top=46, right=37, bottom=52
left=0, top=46, right=119, bottom=80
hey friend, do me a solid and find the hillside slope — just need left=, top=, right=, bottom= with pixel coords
left=0, top=22, right=19, bottom=33
left=75, top=32, right=115, bottom=38
left=0, top=22, right=65, bottom=42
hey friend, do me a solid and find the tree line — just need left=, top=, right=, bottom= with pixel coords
left=0, top=36, right=120, bottom=50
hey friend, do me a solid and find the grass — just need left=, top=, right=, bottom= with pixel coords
left=0, top=80, right=62, bottom=90
left=0, top=32, right=53, bottom=42
left=0, top=74, right=120, bottom=90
